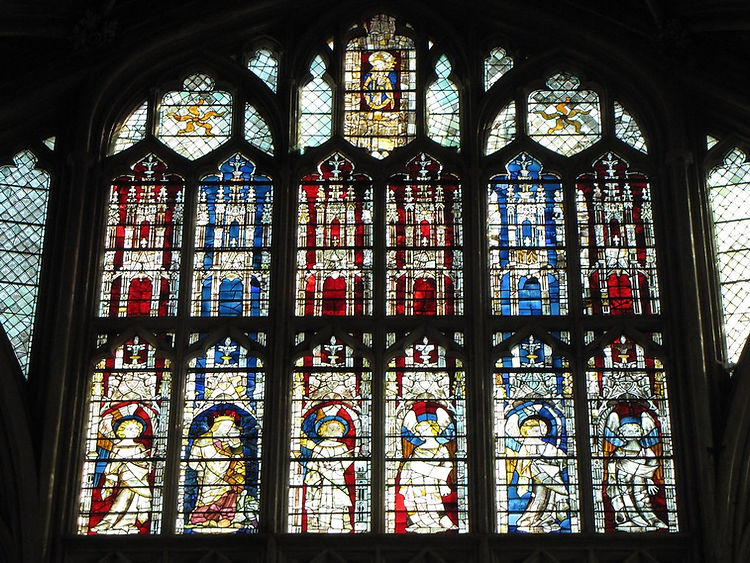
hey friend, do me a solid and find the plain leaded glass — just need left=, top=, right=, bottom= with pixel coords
left=247, top=49, right=279, bottom=92
left=110, top=101, right=149, bottom=155
left=0, top=150, right=50, bottom=377
left=486, top=101, right=516, bottom=155
left=426, top=55, right=460, bottom=147
left=299, top=56, right=332, bottom=150
left=707, top=148, right=750, bottom=363
left=613, top=102, right=648, bottom=154
left=244, top=104, right=274, bottom=155
left=484, top=47, right=513, bottom=91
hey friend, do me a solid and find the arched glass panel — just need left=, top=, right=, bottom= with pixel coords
left=385, top=333, right=468, bottom=533
left=613, top=101, right=647, bottom=154
left=486, top=101, right=516, bottom=155
left=386, top=154, right=463, bottom=316
left=296, top=154, right=373, bottom=316
left=299, top=55, right=332, bottom=150
left=288, top=334, right=372, bottom=533
left=0, top=150, right=50, bottom=376
left=577, top=153, right=660, bottom=316
left=157, top=74, right=232, bottom=160
left=177, top=334, right=266, bottom=533
left=488, top=153, right=567, bottom=316
left=344, top=14, right=416, bottom=158
left=244, top=104, right=274, bottom=155
left=426, top=55, right=460, bottom=147
left=493, top=332, right=580, bottom=533
left=707, top=148, right=750, bottom=363
left=109, top=101, right=148, bottom=155
left=528, top=73, right=601, bottom=156
left=586, top=333, right=678, bottom=532
left=78, top=335, right=173, bottom=535
left=192, top=154, right=272, bottom=317
left=484, top=47, right=513, bottom=91
left=247, top=49, right=279, bottom=92
left=99, top=155, right=184, bottom=317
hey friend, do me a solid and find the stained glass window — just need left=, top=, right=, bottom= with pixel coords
left=178, top=334, right=266, bottom=533
left=486, top=101, right=516, bottom=155
left=344, top=14, right=416, bottom=158
left=528, top=73, right=601, bottom=156
left=299, top=55, right=333, bottom=150
left=707, top=148, right=750, bottom=363
left=157, top=74, right=232, bottom=160
left=488, top=153, right=567, bottom=316
left=426, top=55, right=460, bottom=147
left=192, top=154, right=272, bottom=317
left=244, top=104, right=274, bottom=155
left=247, top=49, right=279, bottom=92
left=110, top=101, right=149, bottom=155
left=43, top=136, right=56, bottom=151
left=493, top=333, right=579, bottom=533
left=296, top=154, right=373, bottom=316
left=484, top=47, right=513, bottom=91
left=0, top=150, right=50, bottom=377
left=706, top=135, right=719, bottom=150
left=577, top=153, right=660, bottom=315
left=385, top=333, right=468, bottom=533
left=586, top=333, right=678, bottom=532
left=78, top=335, right=173, bottom=535
left=614, top=102, right=647, bottom=154
left=386, top=154, right=463, bottom=315
left=99, top=155, right=184, bottom=317
left=288, top=334, right=372, bottom=533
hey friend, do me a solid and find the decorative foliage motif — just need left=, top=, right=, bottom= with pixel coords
left=614, top=102, right=647, bottom=154
left=528, top=73, right=601, bottom=156
left=78, top=336, right=172, bottom=535
left=110, top=101, right=148, bottom=155
left=426, top=56, right=460, bottom=147
left=99, top=155, right=184, bottom=317
left=486, top=101, right=516, bottom=155
left=0, top=150, right=50, bottom=377
left=296, top=154, right=373, bottom=316
left=488, top=153, right=567, bottom=315
left=299, top=56, right=333, bottom=150
left=577, top=153, right=660, bottom=315
left=385, top=334, right=468, bottom=533
left=192, top=154, right=272, bottom=317
left=288, top=335, right=372, bottom=533
left=587, top=334, right=678, bottom=532
left=387, top=154, right=463, bottom=315
left=247, top=49, right=279, bottom=92
left=494, top=333, right=579, bottom=533
left=157, top=74, right=232, bottom=160
left=178, top=335, right=265, bottom=533
left=344, top=14, right=416, bottom=158
left=707, top=148, right=750, bottom=363
left=244, top=104, right=274, bottom=155
left=484, top=47, right=513, bottom=90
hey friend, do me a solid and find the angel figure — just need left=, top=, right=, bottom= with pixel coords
left=602, top=408, right=668, bottom=531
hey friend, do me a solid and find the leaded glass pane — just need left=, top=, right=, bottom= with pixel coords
left=43, top=136, right=56, bottom=151
left=299, top=56, right=332, bottom=150
left=288, top=335, right=372, bottom=533
left=494, top=333, right=579, bottom=533
left=587, top=334, right=678, bottom=532
left=0, top=150, right=50, bottom=376
left=528, top=73, right=601, bottom=156
left=192, top=154, right=272, bottom=317
left=157, top=74, right=232, bottom=160
left=78, top=336, right=173, bottom=535
left=614, top=101, right=647, bottom=154
left=296, top=154, right=373, bottom=316
left=247, top=49, right=279, bottom=92
left=486, top=101, right=516, bottom=155
left=99, top=155, right=184, bottom=317
left=426, top=56, right=460, bottom=147
left=484, top=47, right=513, bottom=91
left=706, top=135, right=719, bottom=150
left=577, top=153, right=660, bottom=315
left=387, top=154, right=463, bottom=315
left=707, top=148, right=750, bottom=363
left=385, top=334, right=468, bottom=533
left=110, top=101, right=149, bottom=155
left=344, top=14, right=417, bottom=158
left=177, top=335, right=265, bottom=533
left=244, top=104, right=274, bottom=155
left=488, top=153, right=567, bottom=315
